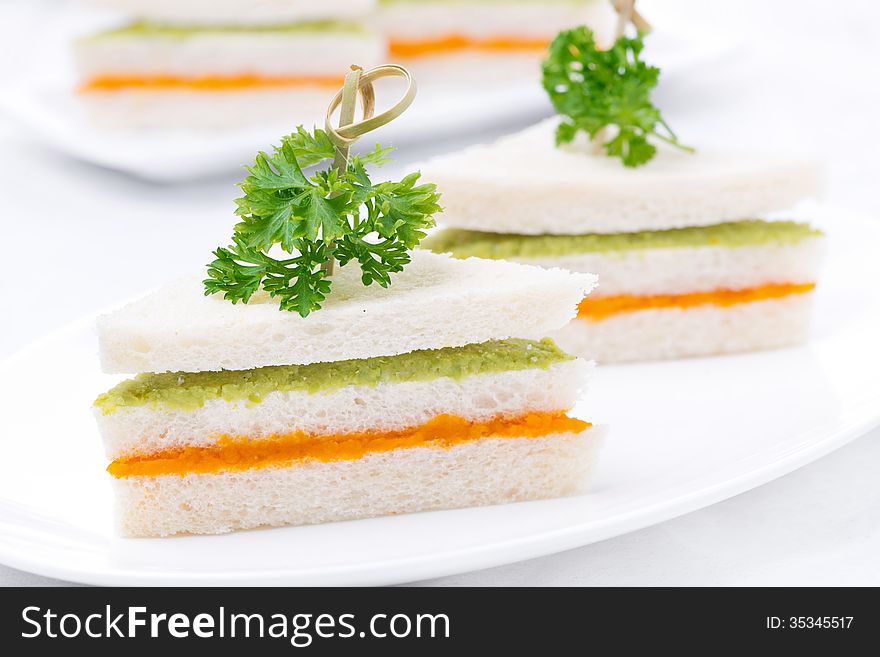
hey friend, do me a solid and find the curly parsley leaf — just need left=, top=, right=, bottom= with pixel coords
left=204, top=127, right=442, bottom=317
left=263, top=240, right=332, bottom=316
left=542, top=26, right=692, bottom=167
left=281, top=126, right=336, bottom=168
left=335, top=233, right=411, bottom=288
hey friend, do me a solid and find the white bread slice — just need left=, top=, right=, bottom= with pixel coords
left=380, top=1, right=613, bottom=86
left=78, top=87, right=333, bottom=129
left=379, top=0, right=614, bottom=42
left=417, top=119, right=823, bottom=235
left=515, top=238, right=824, bottom=297
left=553, top=293, right=815, bottom=363
left=114, top=429, right=602, bottom=537
left=96, top=359, right=590, bottom=459
left=97, top=251, right=596, bottom=374
left=386, top=51, right=555, bottom=88
left=85, top=0, right=376, bottom=25
left=75, top=28, right=384, bottom=80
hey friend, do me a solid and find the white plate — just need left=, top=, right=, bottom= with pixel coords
left=0, top=80, right=555, bottom=182
left=0, top=6, right=735, bottom=181
left=0, top=207, right=878, bottom=586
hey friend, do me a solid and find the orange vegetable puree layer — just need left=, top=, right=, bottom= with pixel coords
left=579, top=282, right=816, bottom=321
left=108, top=411, right=590, bottom=479
left=80, top=74, right=345, bottom=92
left=389, top=35, right=550, bottom=58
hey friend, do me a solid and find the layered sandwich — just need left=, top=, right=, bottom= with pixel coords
left=420, top=119, right=825, bottom=362
left=75, top=14, right=383, bottom=128
left=377, top=0, right=614, bottom=84
left=93, top=252, right=600, bottom=537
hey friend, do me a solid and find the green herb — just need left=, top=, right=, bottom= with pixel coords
left=542, top=26, right=692, bottom=167
left=204, top=126, right=442, bottom=317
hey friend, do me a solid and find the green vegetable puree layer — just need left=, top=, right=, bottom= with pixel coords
left=422, top=220, right=822, bottom=260
left=89, top=20, right=367, bottom=40
left=94, top=338, right=573, bottom=415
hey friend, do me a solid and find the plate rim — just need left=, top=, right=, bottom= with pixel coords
left=0, top=405, right=876, bottom=586
left=2, top=322, right=880, bottom=585
left=1, top=208, right=877, bottom=586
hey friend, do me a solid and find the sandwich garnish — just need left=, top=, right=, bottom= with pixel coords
left=542, top=0, right=692, bottom=167
left=204, top=65, right=442, bottom=316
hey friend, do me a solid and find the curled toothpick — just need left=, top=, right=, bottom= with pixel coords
left=325, top=64, right=416, bottom=172
left=611, top=0, right=652, bottom=38
left=594, top=0, right=653, bottom=154
left=320, top=64, right=417, bottom=275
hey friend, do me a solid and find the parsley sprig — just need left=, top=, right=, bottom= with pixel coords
left=204, top=126, right=442, bottom=317
left=542, top=26, right=692, bottom=167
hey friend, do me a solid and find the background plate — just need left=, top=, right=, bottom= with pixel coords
left=0, top=4, right=735, bottom=181
left=0, top=207, right=877, bottom=586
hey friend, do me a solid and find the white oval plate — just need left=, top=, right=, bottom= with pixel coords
left=0, top=208, right=877, bottom=586
left=0, top=6, right=735, bottom=181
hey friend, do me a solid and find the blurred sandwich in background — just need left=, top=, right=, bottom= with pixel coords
left=378, top=0, right=615, bottom=85
left=74, top=1, right=382, bottom=128
left=84, top=0, right=377, bottom=25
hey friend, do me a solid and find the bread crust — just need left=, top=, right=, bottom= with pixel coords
left=418, top=119, right=824, bottom=235
left=114, top=429, right=602, bottom=537
left=552, top=293, right=816, bottom=363
left=96, top=360, right=592, bottom=459
left=97, top=252, right=596, bottom=374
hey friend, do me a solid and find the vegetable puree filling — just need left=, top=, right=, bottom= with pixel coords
left=80, top=74, right=345, bottom=92
left=389, top=35, right=551, bottom=57
left=107, top=411, right=590, bottom=478
left=579, top=282, right=816, bottom=321
left=87, top=20, right=368, bottom=39
left=422, top=221, right=822, bottom=260
left=94, top=338, right=574, bottom=414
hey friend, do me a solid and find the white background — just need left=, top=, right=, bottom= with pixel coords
left=0, top=0, right=878, bottom=585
